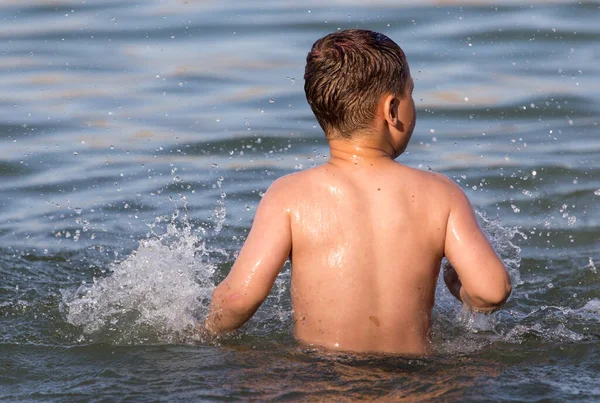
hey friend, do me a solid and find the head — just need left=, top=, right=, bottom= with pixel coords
left=304, top=29, right=415, bottom=155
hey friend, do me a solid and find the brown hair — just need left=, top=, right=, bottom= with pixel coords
left=304, top=29, right=410, bottom=139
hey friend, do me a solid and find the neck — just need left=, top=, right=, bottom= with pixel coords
left=327, top=138, right=396, bottom=166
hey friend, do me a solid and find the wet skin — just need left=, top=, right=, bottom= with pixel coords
left=201, top=86, right=511, bottom=355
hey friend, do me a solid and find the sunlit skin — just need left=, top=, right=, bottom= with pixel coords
left=200, top=75, right=511, bottom=355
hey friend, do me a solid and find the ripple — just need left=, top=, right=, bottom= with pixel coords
left=1, top=0, right=599, bottom=399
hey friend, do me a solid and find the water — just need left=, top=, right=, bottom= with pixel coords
left=1, top=0, right=599, bottom=400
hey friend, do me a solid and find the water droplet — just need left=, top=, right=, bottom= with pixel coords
left=589, top=258, right=597, bottom=273
left=511, top=204, right=520, bottom=213
left=594, top=189, right=600, bottom=196
left=269, top=98, right=275, bottom=103
left=211, top=163, right=218, bottom=168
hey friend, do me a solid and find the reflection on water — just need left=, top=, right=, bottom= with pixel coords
left=227, top=349, right=493, bottom=401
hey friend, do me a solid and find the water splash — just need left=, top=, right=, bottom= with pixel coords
left=61, top=207, right=525, bottom=349
left=432, top=211, right=523, bottom=353
left=247, top=265, right=293, bottom=336
left=434, top=210, right=522, bottom=305
left=61, top=219, right=217, bottom=345
left=501, top=302, right=599, bottom=344
left=213, top=176, right=227, bottom=234
left=59, top=203, right=596, bottom=352
left=59, top=198, right=292, bottom=346
left=432, top=213, right=600, bottom=351
left=504, top=323, right=585, bottom=343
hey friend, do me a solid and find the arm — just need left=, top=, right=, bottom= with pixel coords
left=201, top=177, right=292, bottom=335
left=442, top=179, right=511, bottom=313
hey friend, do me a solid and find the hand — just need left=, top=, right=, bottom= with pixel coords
left=192, top=319, right=219, bottom=343
left=443, top=261, right=498, bottom=314
left=443, top=261, right=462, bottom=302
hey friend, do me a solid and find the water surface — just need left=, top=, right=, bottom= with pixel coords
left=1, top=0, right=599, bottom=400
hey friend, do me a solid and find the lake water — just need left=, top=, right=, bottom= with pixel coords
left=1, top=0, right=599, bottom=400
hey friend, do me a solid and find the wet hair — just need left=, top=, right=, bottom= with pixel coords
left=304, top=29, right=410, bottom=139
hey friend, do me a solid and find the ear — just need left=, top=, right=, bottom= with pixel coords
left=383, top=94, right=399, bottom=128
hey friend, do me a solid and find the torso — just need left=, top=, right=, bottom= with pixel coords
left=284, top=159, right=450, bottom=355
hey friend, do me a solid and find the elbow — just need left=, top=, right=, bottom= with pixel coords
left=488, top=276, right=512, bottom=306
left=463, top=278, right=512, bottom=313
left=504, top=279, right=512, bottom=301
left=211, top=286, right=261, bottom=319
left=204, top=287, right=260, bottom=335
left=486, top=281, right=511, bottom=308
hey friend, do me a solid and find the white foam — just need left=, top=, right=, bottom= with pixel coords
left=61, top=220, right=216, bottom=344
left=503, top=323, right=585, bottom=343
left=573, top=298, right=600, bottom=320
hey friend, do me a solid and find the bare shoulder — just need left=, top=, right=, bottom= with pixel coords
left=266, top=168, right=317, bottom=193
left=397, top=164, right=459, bottom=192
left=261, top=167, right=321, bottom=206
left=416, top=169, right=470, bottom=203
left=391, top=165, right=471, bottom=220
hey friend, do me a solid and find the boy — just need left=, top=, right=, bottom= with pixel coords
left=200, top=29, right=511, bottom=355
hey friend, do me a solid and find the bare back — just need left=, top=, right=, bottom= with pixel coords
left=202, top=151, right=510, bottom=355
left=286, top=160, right=449, bottom=354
